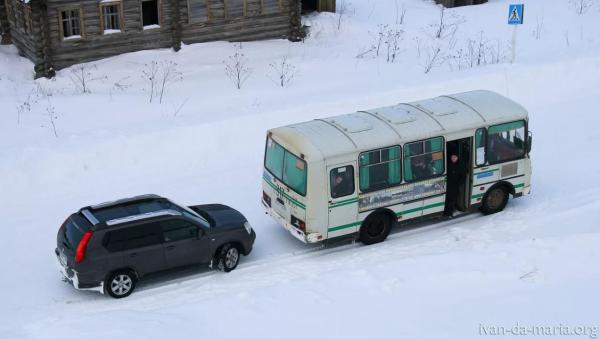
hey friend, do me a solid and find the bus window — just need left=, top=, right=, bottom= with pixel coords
left=265, top=138, right=285, bottom=179
left=282, top=151, right=307, bottom=196
left=475, top=128, right=486, bottom=166
left=359, top=146, right=401, bottom=192
left=265, top=137, right=308, bottom=196
left=487, top=120, right=525, bottom=164
left=404, top=137, right=444, bottom=182
left=330, top=166, right=355, bottom=198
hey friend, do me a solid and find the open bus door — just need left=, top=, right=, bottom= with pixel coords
left=446, top=138, right=472, bottom=213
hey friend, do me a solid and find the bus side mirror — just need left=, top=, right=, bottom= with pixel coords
left=526, top=131, right=532, bottom=154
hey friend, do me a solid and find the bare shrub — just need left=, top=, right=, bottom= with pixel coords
left=395, top=1, right=407, bottom=25
left=357, top=25, right=403, bottom=63
left=337, top=0, right=348, bottom=30
left=15, top=83, right=49, bottom=125
left=384, top=28, right=404, bottom=63
left=42, top=104, right=59, bottom=138
left=157, top=61, right=183, bottom=104
left=532, top=16, right=544, bottom=40
left=449, top=32, right=509, bottom=71
left=428, top=5, right=464, bottom=40
left=69, top=64, right=106, bottom=94
left=171, top=98, right=189, bottom=117
left=570, top=0, right=594, bottom=14
left=422, top=45, right=446, bottom=74
left=142, top=61, right=159, bottom=103
left=224, top=45, right=252, bottom=90
left=142, top=60, right=183, bottom=103
left=109, top=76, right=131, bottom=99
left=268, top=56, right=298, bottom=88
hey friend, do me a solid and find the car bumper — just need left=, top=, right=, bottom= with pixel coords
left=244, top=229, right=257, bottom=255
left=55, top=249, right=104, bottom=294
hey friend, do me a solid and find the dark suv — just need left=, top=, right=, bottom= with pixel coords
left=55, top=194, right=256, bottom=298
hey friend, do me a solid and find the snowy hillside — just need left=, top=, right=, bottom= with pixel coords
left=1, top=0, right=600, bottom=338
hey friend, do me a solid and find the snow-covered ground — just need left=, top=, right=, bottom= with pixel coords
left=1, top=0, right=600, bottom=338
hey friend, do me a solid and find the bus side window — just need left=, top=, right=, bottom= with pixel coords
left=330, top=166, right=355, bottom=198
left=404, top=137, right=444, bottom=182
left=475, top=128, right=486, bottom=166
left=359, top=146, right=401, bottom=192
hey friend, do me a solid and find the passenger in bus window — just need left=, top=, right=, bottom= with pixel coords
left=331, top=168, right=354, bottom=198
left=412, top=155, right=434, bottom=181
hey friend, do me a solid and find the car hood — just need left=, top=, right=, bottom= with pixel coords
left=188, top=204, right=246, bottom=229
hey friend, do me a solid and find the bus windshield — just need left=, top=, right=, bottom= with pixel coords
left=265, top=137, right=307, bottom=196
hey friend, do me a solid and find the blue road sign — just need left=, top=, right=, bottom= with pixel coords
left=508, top=4, right=524, bottom=25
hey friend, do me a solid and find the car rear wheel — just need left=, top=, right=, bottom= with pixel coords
left=216, top=244, right=240, bottom=272
left=106, top=270, right=136, bottom=298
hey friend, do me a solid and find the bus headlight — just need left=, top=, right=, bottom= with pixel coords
left=244, top=221, right=252, bottom=234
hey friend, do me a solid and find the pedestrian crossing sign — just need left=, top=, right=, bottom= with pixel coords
left=508, top=4, right=524, bottom=25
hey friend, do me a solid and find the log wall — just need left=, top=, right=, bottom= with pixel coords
left=6, top=0, right=308, bottom=76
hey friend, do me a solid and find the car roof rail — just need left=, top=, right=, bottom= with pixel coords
left=90, top=194, right=163, bottom=210
left=105, top=209, right=181, bottom=226
left=81, top=208, right=100, bottom=226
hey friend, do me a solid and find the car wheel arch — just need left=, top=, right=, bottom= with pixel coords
left=105, top=267, right=139, bottom=283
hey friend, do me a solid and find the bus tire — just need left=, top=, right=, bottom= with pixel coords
left=480, top=185, right=509, bottom=215
left=359, top=212, right=393, bottom=245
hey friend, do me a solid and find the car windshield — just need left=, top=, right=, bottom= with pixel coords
left=168, top=200, right=211, bottom=229
left=264, top=137, right=307, bottom=196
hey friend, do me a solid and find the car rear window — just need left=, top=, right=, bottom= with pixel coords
left=64, top=214, right=93, bottom=249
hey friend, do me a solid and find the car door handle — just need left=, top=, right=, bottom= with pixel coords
left=129, top=253, right=137, bottom=258
left=167, top=245, right=176, bottom=250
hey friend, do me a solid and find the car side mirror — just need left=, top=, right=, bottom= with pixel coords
left=526, top=131, right=532, bottom=154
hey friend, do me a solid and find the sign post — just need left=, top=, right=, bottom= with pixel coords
left=508, top=4, right=524, bottom=63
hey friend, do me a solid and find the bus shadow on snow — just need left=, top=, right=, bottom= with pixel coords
left=134, top=211, right=483, bottom=294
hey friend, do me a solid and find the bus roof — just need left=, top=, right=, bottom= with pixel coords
left=269, top=90, right=528, bottom=161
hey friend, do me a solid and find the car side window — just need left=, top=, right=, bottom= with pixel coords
left=160, top=219, right=199, bottom=242
left=103, top=223, right=162, bottom=252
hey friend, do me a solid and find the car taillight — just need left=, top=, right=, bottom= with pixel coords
left=262, top=191, right=272, bottom=207
left=75, top=231, right=93, bottom=264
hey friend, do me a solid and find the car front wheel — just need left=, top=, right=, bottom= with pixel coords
left=216, top=244, right=240, bottom=272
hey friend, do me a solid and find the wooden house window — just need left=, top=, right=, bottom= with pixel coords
left=100, top=2, right=123, bottom=33
left=187, top=0, right=208, bottom=23
left=244, top=0, right=262, bottom=16
left=141, top=0, right=160, bottom=28
left=60, top=8, right=83, bottom=39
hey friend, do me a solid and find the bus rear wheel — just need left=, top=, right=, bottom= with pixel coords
left=359, top=213, right=392, bottom=245
left=480, top=186, right=509, bottom=215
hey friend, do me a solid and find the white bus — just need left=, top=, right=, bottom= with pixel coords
left=261, top=90, right=532, bottom=244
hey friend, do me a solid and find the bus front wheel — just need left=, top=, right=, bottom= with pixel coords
left=480, top=185, right=509, bottom=215
left=359, top=213, right=393, bottom=245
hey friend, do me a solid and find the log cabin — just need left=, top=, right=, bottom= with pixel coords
left=2, top=0, right=335, bottom=78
